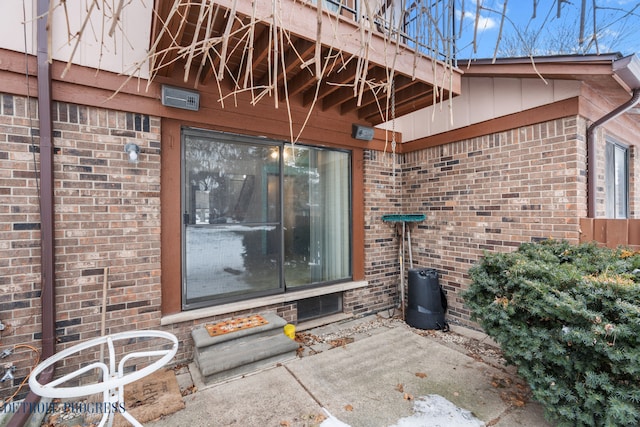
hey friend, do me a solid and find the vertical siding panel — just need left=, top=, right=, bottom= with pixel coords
left=579, top=218, right=594, bottom=244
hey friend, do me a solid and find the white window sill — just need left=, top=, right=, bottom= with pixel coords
left=160, top=280, right=369, bottom=326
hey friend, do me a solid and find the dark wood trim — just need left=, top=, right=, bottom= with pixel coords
left=579, top=85, right=640, bottom=146
left=579, top=218, right=640, bottom=249
left=463, top=61, right=614, bottom=79
left=402, top=97, right=581, bottom=153
left=208, top=0, right=461, bottom=92
left=0, top=49, right=383, bottom=149
left=160, top=119, right=183, bottom=315
left=160, top=118, right=368, bottom=315
left=352, top=148, right=365, bottom=281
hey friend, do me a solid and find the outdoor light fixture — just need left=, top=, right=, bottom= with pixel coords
left=352, top=124, right=375, bottom=141
left=124, top=143, right=140, bottom=164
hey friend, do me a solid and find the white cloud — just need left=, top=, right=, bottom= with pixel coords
left=463, top=10, right=498, bottom=32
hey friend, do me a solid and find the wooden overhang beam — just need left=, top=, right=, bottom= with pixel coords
left=319, top=64, right=382, bottom=111
left=301, top=52, right=357, bottom=106
left=358, top=81, right=433, bottom=123
left=231, top=26, right=272, bottom=89
left=340, top=73, right=414, bottom=114
left=152, top=0, right=192, bottom=78
left=284, top=46, right=333, bottom=98
left=256, top=38, right=315, bottom=95
left=193, top=4, right=224, bottom=85
left=213, top=0, right=461, bottom=95
left=199, top=11, right=248, bottom=86
left=463, top=61, right=615, bottom=79
left=391, top=86, right=439, bottom=119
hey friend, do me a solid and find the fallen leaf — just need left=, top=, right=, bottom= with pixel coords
left=513, top=398, right=526, bottom=407
left=415, top=372, right=427, bottom=378
left=296, top=332, right=321, bottom=345
left=491, top=376, right=512, bottom=388
left=280, top=421, right=291, bottom=427
left=329, top=337, right=355, bottom=348
left=403, top=393, right=414, bottom=401
left=314, top=413, right=328, bottom=423
left=395, top=383, right=404, bottom=392
left=500, top=391, right=528, bottom=407
left=344, top=404, right=353, bottom=411
left=468, top=352, right=484, bottom=362
left=182, top=384, right=197, bottom=396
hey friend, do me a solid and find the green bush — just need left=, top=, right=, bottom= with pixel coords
left=463, top=240, right=640, bottom=427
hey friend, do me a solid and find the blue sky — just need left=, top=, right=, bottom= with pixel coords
left=454, top=0, right=640, bottom=59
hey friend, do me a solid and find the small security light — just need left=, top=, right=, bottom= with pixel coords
left=124, top=143, right=140, bottom=164
left=352, top=124, right=375, bottom=141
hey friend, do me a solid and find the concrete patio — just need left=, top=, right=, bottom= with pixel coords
left=146, top=315, right=554, bottom=427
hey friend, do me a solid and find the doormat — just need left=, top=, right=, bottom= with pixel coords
left=205, top=314, right=269, bottom=337
left=113, top=368, right=185, bottom=427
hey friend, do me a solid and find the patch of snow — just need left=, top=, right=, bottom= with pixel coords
left=320, top=408, right=352, bottom=427
left=320, top=395, right=485, bottom=427
left=390, top=395, right=485, bottom=427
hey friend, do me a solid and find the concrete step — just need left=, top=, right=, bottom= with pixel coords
left=191, top=313, right=299, bottom=385
left=191, top=312, right=288, bottom=349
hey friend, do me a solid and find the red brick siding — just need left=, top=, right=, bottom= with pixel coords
left=361, top=117, right=588, bottom=326
left=2, top=88, right=633, bottom=396
left=1, top=93, right=309, bottom=396
left=0, top=93, right=164, bottom=395
left=592, top=127, right=639, bottom=218
left=345, top=150, right=403, bottom=316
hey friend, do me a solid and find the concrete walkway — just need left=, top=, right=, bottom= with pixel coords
left=146, top=316, right=553, bottom=427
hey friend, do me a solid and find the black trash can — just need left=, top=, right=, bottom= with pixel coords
left=406, top=268, right=448, bottom=330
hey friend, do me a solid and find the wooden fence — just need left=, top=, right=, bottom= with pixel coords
left=579, top=218, right=640, bottom=250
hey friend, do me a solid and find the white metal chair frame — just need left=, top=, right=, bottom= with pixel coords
left=28, top=330, right=179, bottom=427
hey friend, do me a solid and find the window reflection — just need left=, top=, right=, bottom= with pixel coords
left=182, top=129, right=351, bottom=310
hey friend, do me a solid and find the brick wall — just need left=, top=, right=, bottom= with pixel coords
left=591, top=127, right=639, bottom=218
left=361, top=117, right=588, bottom=327
left=0, top=93, right=163, bottom=397
left=0, top=89, right=626, bottom=399
left=627, top=134, right=638, bottom=218
left=345, top=150, right=403, bottom=317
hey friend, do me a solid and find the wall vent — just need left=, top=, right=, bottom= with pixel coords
left=161, top=85, right=200, bottom=111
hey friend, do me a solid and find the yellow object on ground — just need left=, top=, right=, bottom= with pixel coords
left=284, top=324, right=295, bottom=339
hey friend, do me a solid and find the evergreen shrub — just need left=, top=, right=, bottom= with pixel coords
left=463, top=239, right=640, bottom=427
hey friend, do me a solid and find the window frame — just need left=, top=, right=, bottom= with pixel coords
left=180, top=128, right=285, bottom=310
left=160, top=120, right=365, bottom=316
left=605, top=138, right=629, bottom=219
left=179, top=127, right=353, bottom=311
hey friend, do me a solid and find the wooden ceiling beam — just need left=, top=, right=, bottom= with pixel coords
left=152, top=1, right=192, bottom=78
left=277, top=39, right=316, bottom=86
left=321, top=65, right=391, bottom=111
left=212, top=0, right=461, bottom=94
left=301, top=59, right=361, bottom=108
left=340, top=73, right=415, bottom=114
left=358, top=82, right=431, bottom=121
left=200, top=11, right=246, bottom=85
left=231, top=26, right=271, bottom=89
left=254, top=37, right=315, bottom=94
left=283, top=60, right=320, bottom=98
left=392, top=88, right=440, bottom=118
left=194, top=3, right=224, bottom=86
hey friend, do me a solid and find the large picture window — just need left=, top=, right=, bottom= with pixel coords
left=182, top=128, right=351, bottom=309
left=605, top=140, right=629, bottom=219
